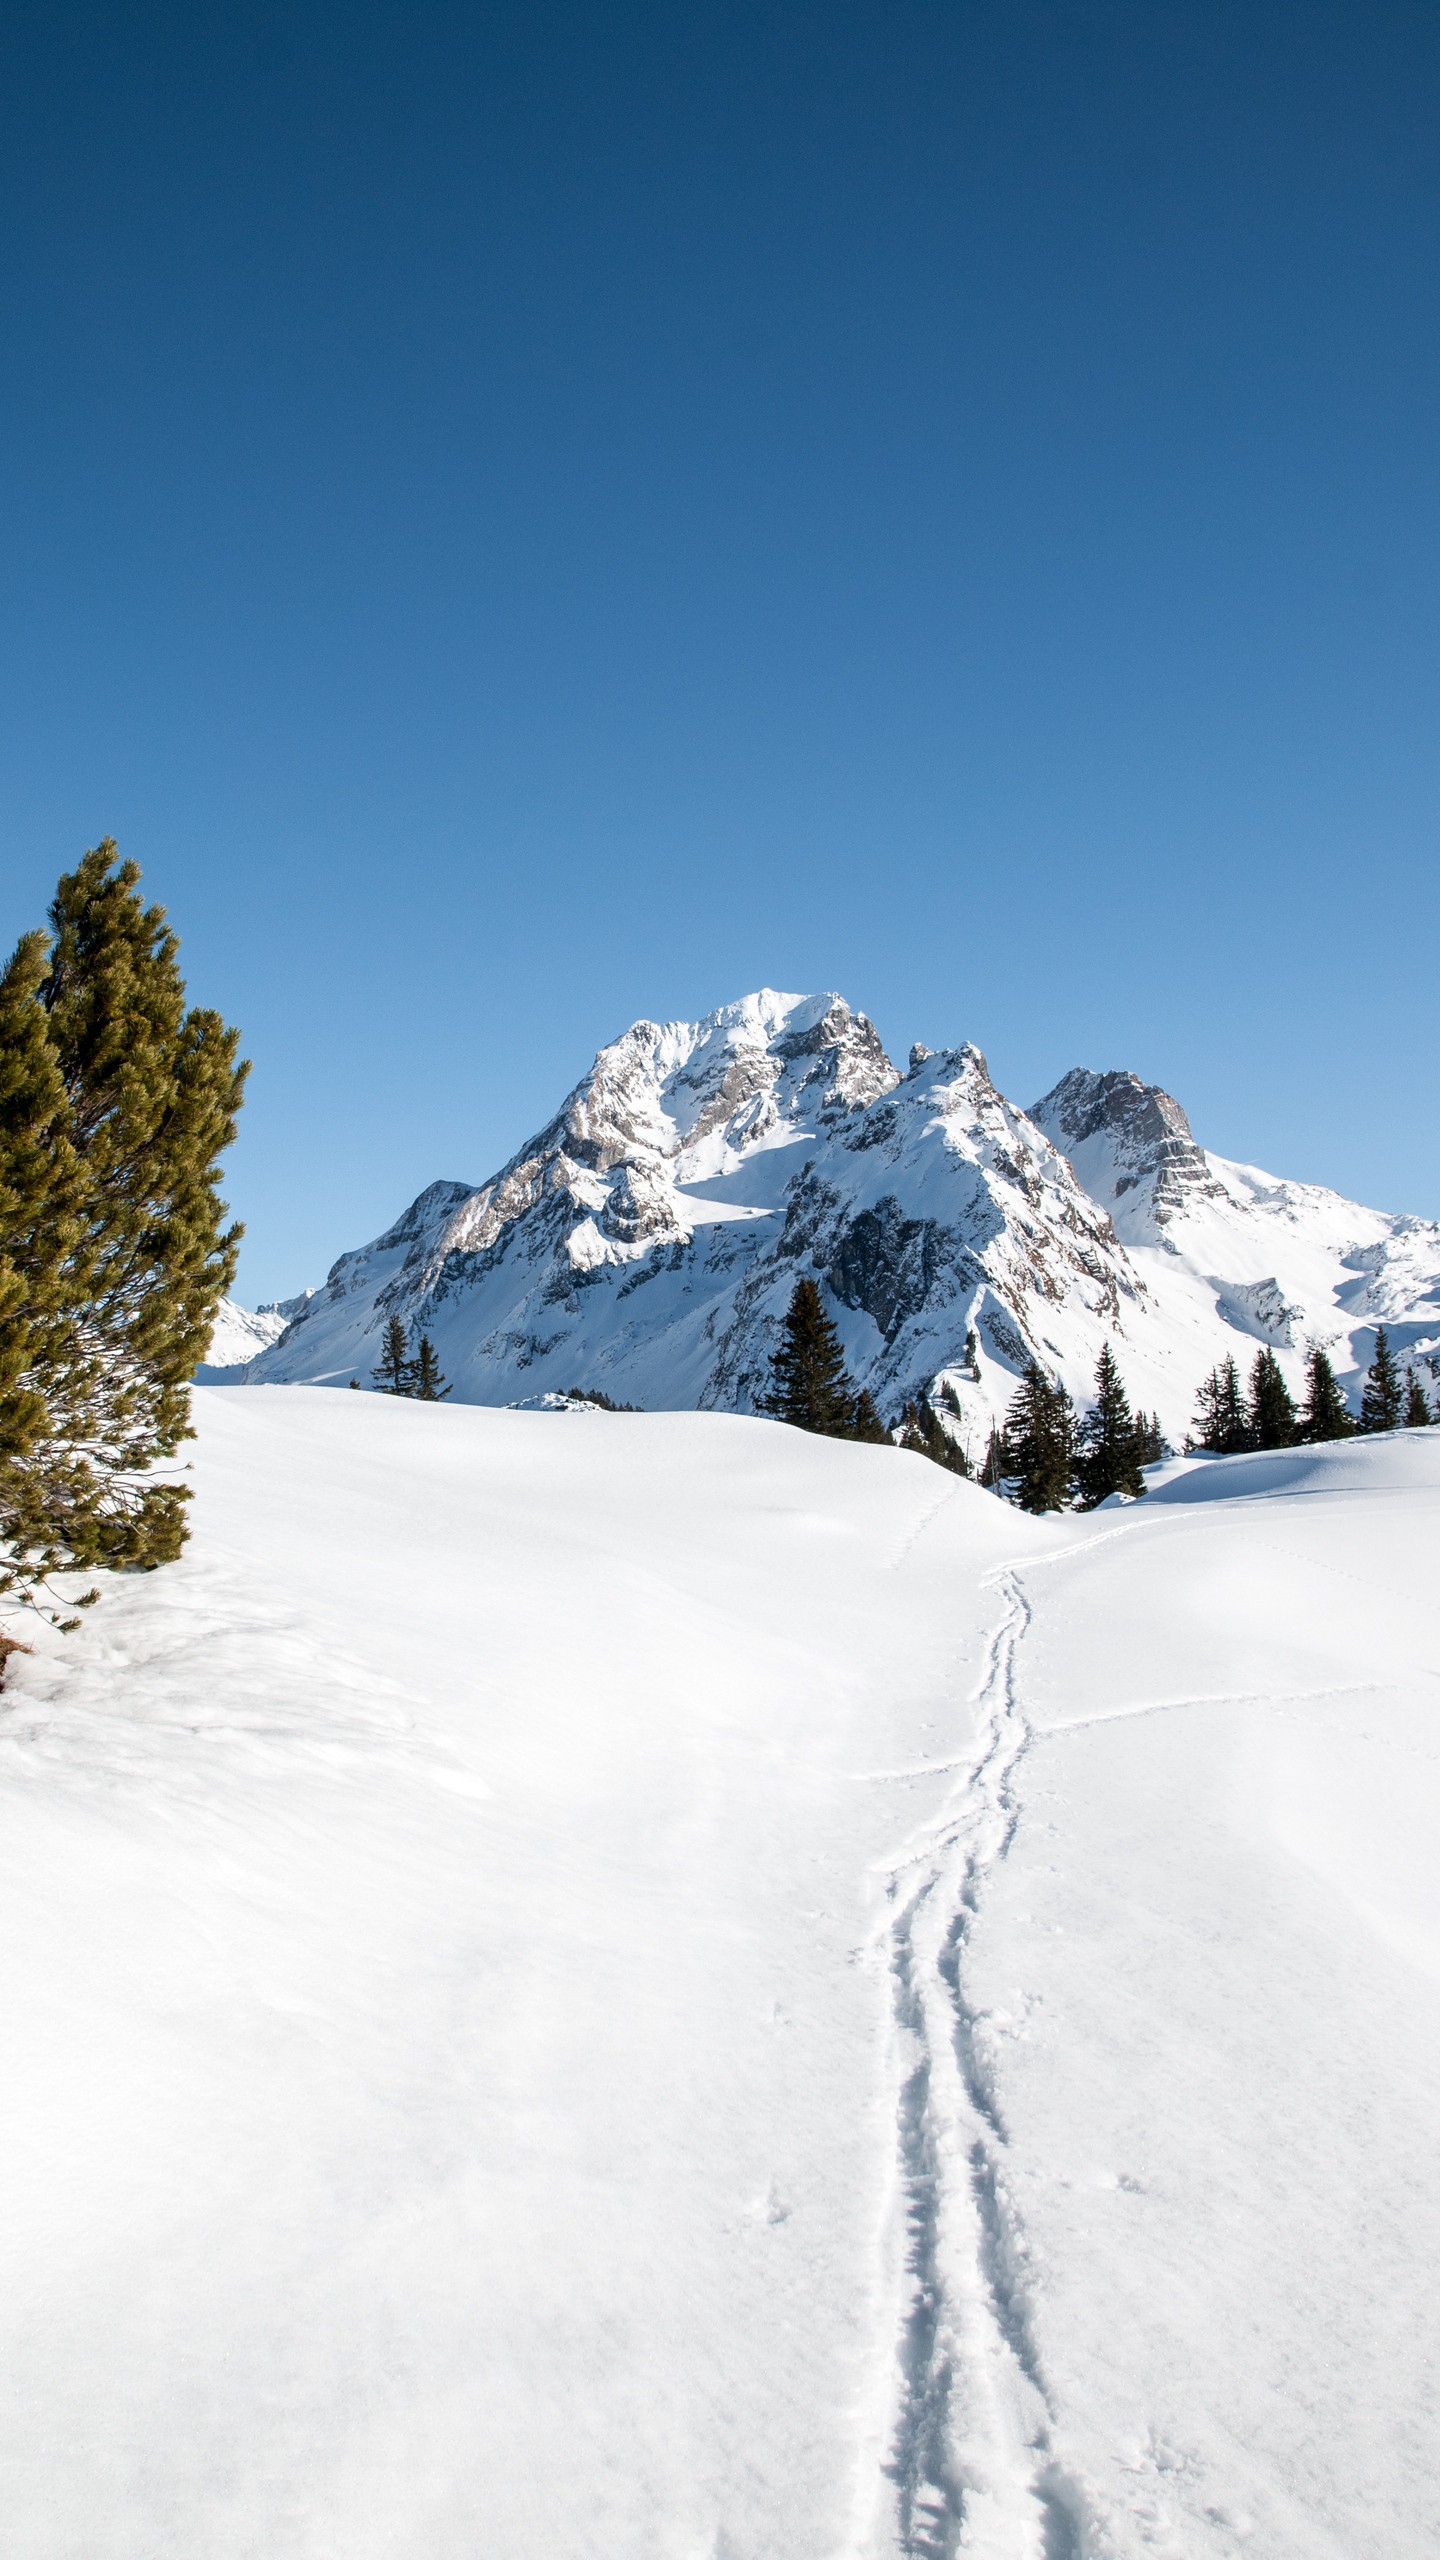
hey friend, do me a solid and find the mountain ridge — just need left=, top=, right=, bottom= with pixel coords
left=234, top=991, right=1440, bottom=1441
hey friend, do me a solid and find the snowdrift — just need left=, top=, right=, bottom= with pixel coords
left=2, top=1392, right=1437, bottom=2558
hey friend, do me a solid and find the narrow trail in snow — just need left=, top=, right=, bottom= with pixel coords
left=877, top=1570, right=1086, bottom=2560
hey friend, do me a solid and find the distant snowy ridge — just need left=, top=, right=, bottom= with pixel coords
left=198, top=1290, right=314, bottom=1383
left=244, top=991, right=1440, bottom=1440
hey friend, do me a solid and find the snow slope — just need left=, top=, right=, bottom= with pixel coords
left=2, top=1396, right=1437, bottom=2557
left=248, top=994, right=1440, bottom=1442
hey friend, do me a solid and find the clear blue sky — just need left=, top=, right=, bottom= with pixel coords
left=2, top=0, right=1436, bottom=1301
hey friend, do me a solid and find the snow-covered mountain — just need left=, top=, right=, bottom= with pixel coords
left=198, top=1291, right=314, bottom=1383
left=247, top=991, right=1440, bottom=1441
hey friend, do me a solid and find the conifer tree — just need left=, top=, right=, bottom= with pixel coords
left=1403, top=1371, right=1433, bottom=1429
left=1003, top=1361, right=1074, bottom=1512
left=1298, top=1343, right=1353, bottom=1442
left=373, top=1314, right=411, bottom=1395
left=1191, top=1356, right=1250, bottom=1454
left=764, top=1278, right=859, bottom=1436
left=980, top=1424, right=1007, bottom=1491
left=2, top=849, right=246, bottom=1621
left=850, top=1386, right=889, bottom=1444
left=1360, top=1326, right=1403, bottom=1433
left=1074, top=1342, right=1145, bottom=1508
left=899, top=1393, right=970, bottom=1475
left=1133, top=1410, right=1168, bottom=1465
left=1247, top=1348, right=1298, bottom=1451
left=412, top=1334, right=451, bottom=1401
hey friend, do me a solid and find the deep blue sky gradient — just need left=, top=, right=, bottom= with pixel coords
left=2, top=0, right=1437, bottom=1298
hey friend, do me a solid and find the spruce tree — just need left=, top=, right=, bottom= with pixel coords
left=373, top=1314, right=412, bottom=1395
left=1191, top=1356, right=1250, bottom=1454
left=899, top=1393, right=971, bottom=1475
left=980, top=1424, right=1007, bottom=1491
left=1004, top=1361, right=1074, bottom=1513
left=1, top=848, right=246, bottom=1619
left=1403, top=1372, right=1433, bottom=1429
left=764, top=1278, right=859, bottom=1436
left=1298, top=1343, right=1353, bottom=1442
left=1074, top=1342, right=1145, bottom=1508
left=850, top=1386, right=889, bottom=1444
left=1248, top=1348, right=1298, bottom=1451
left=412, top=1334, right=451, bottom=1401
left=1360, top=1326, right=1403, bottom=1433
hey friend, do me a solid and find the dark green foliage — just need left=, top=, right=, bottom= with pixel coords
left=1074, top=1342, right=1145, bottom=1508
left=980, top=1425, right=1006, bottom=1491
left=1403, top=1371, right=1433, bottom=1429
left=764, top=1278, right=861, bottom=1437
left=373, top=1314, right=411, bottom=1395
left=1191, top=1357, right=1250, bottom=1454
left=412, top=1335, right=451, bottom=1401
left=898, top=1393, right=971, bottom=1475
left=1360, top=1326, right=1403, bottom=1433
left=850, top=1386, right=890, bottom=1445
left=1248, top=1348, right=1298, bottom=1451
left=962, top=1327, right=980, bottom=1378
left=1298, top=1344, right=1353, bottom=1442
left=1133, top=1410, right=1168, bottom=1466
left=1003, top=1361, right=1075, bottom=1513
left=1, top=847, right=246, bottom=1624
left=564, top=1387, right=642, bottom=1412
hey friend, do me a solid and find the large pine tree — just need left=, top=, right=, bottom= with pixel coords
left=1298, top=1343, right=1353, bottom=1442
left=411, top=1334, right=451, bottom=1401
left=1359, top=1326, right=1403, bottom=1433
left=1247, top=1348, right=1298, bottom=1450
left=1073, top=1342, right=1145, bottom=1508
left=373, top=1314, right=412, bottom=1394
left=1, top=846, right=246, bottom=1620
left=1191, top=1356, right=1250, bottom=1454
left=1003, top=1361, right=1074, bottom=1513
left=764, top=1278, right=862, bottom=1437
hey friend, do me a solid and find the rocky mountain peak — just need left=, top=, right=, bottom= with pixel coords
left=1030, top=1066, right=1225, bottom=1240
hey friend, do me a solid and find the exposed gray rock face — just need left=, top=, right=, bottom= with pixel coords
left=1031, top=1067, right=1227, bottom=1242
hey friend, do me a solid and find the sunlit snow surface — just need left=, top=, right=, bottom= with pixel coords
left=2, top=1394, right=1437, bottom=2558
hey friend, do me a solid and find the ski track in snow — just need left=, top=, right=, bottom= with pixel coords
left=873, top=1570, right=1085, bottom=2560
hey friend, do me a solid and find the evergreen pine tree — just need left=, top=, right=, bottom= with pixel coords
left=963, top=1327, right=980, bottom=1378
left=764, top=1278, right=859, bottom=1436
left=980, top=1424, right=1007, bottom=1491
left=1073, top=1342, right=1146, bottom=1507
left=1403, top=1371, right=1433, bottom=1429
left=0, top=933, right=94, bottom=1624
left=849, top=1386, right=889, bottom=1444
left=1004, top=1361, right=1074, bottom=1512
left=1298, top=1343, right=1353, bottom=1442
left=1359, top=1326, right=1403, bottom=1433
left=898, top=1393, right=970, bottom=1475
left=411, top=1335, right=451, bottom=1401
left=1191, top=1356, right=1250, bottom=1453
left=2, top=848, right=246, bottom=1620
left=1248, top=1348, right=1298, bottom=1450
left=373, top=1314, right=411, bottom=1395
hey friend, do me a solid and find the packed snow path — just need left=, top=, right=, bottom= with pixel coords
left=2, top=1397, right=1438, bottom=2558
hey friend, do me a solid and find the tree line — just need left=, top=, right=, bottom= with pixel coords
left=1, top=846, right=245, bottom=1631
left=761, top=1279, right=1437, bottom=1516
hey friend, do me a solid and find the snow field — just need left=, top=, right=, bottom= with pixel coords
left=2, top=1397, right=1437, bottom=2557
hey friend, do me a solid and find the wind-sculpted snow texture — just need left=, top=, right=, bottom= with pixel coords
left=3, top=1398, right=1438, bottom=2558
left=245, top=992, right=1440, bottom=1439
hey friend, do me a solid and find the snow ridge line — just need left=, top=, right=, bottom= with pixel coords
left=878, top=1573, right=1086, bottom=2560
